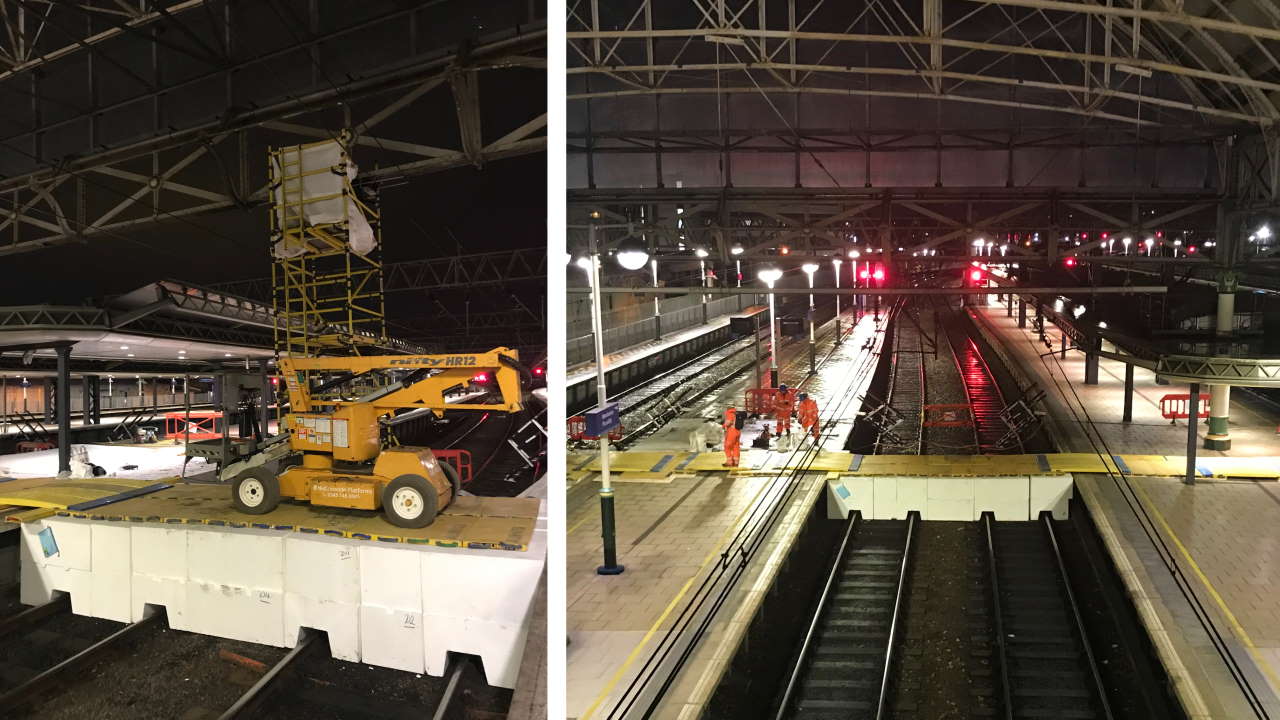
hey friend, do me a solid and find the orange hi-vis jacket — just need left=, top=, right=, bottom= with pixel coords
left=798, top=397, right=819, bottom=428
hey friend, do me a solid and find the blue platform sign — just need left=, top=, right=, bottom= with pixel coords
left=585, top=402, right=621, bottom=437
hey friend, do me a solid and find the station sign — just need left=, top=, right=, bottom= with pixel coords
left=584, top=402, right=621, bottom=437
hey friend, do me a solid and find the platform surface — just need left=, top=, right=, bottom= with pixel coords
left=975, top=297, right=1280, bottom=717
left=569, top=449, right=1280, bottom=481
left=567, top=310, right=884, bottom=718
left=52, top=484, right=540, bottom=549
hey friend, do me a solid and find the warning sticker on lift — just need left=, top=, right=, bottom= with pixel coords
left=311, top=478, right=376, bottom=510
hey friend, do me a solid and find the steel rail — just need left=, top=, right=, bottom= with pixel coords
left=1040, top=512, right=1116, bottom=720
left=875, top=512, right=920, bottom=720
left=431, top=658, right=469, bottom=720
left=618, top=302, right=901, bottom=719
left=0, top=595, right=69, bottom=641
left=982, top=512, right=1015, bottom=720
left=773, top=510, right=863, bottom=719
left=0, top=610, right=162, bottom=712
left=219, top=628, right=324, bottom=719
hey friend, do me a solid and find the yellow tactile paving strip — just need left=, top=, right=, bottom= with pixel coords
left=568, top=450, right=1280, bottom=480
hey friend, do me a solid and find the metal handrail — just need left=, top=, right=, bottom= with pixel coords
left=982, top=512, right=1015, bottom=720
left=875, top=511, right=919, bottom=720
left=773, top=510, right=863, bottom=719
left=1040, top=511, right=1116, bottom=720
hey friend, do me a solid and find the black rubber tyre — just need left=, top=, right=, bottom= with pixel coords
left=231, top=467, right=281, bottom=515
left=439, top=461, right=461, bottom=504
left=382, top=474, right=439, bottom=528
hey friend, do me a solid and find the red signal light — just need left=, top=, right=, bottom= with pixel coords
left=969, top=269, right=983, bottom=282
left=1187, top=245, right=1197, bottom=254
left=1064, top=256, right=1077, bottom=267
left=473, top=372, right=489, bottom=384
left=533, top=366, right=545, bottom=376
left=872, top=267, right=885, bottom=281
left=859, top=269, right=869, bottom=280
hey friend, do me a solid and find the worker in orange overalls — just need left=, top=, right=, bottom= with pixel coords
left=797, top=392, right=820, bottom=442
left=723, top=407, right=741, bottom=467
left=774, top=383, right=795, bottom=434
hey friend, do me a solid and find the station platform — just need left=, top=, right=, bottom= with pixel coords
left=567, top=449, right=1280, bottom=482
left=566, top=310, right=887, bottom=718
left=973, top=297, right=1280, bottom=718
left=567, top=309, right=753, bottom=385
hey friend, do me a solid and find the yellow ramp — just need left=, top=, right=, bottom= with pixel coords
left=0, top=476, right=164, bottom=510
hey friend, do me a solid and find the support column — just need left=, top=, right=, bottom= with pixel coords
left=83, top=375, right=100, bottom=425
left=1205, top=385, right=1231, bottom=450
left=56, top=346, right=71, bottom=475
left=1084, top=336, right=1099, bottom=385
left=1006, top=296, right=1013, bottom=317
left=1122, top=364, right=1134, bottom=423
left=1017, top=300, right=1026, bottom=328
left=1184, top=383, right=1200, bottom=484
left=44, top=380, right=54, bottom=422
left=1205, top=289, right=1235, bottom=450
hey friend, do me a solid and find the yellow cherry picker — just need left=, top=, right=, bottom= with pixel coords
left=229, top=347, right=524, bottom=528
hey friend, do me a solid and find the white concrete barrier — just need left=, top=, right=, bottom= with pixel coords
left=18, top=502, right=546, bottom=689
left=827, top=474, right=1073, bottom=521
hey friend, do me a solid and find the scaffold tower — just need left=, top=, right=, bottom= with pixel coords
left=269, top=131, right=386, bottom=358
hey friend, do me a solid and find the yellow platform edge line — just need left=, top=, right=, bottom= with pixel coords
left=41, top=511, right=527, bottom=551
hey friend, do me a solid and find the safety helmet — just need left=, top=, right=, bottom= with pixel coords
left=798, top=393, right=808, bottom=401
left=778, top=383, right=788, bottom=391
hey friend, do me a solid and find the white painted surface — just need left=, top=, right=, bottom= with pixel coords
left=18, top=501, right=546, bottom=689
left=827, top=475, right=1073, bottom=521
left=1030, top=474, right=1074, bottom=520
left=0, top=443, right=211, bottom=480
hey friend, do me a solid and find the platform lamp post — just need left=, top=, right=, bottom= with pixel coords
left=650, top=258, right=661, bottom=342
left=848, top=248, right=861, bottom=312
left=732, top=244, right=744, bottom=287
left=832, top=257, right=843, bottom=342
left=758, top=267, right=783, bottom=387
left=696, top=247, right=710, bottom=325
left=584, top=226, right=649, bottom=577
left=802, top=263, right=819, bottom=374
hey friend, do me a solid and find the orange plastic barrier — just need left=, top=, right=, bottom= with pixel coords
left=165, top=411, right=224, bottom=441
left=433, top=449, right=473, bottom=485
left=567, top=415, right=622, bottom=441
left=16, top=441, right=54, bottom=453
left=744, top=388, right=779, bottom=415
left=1159, top=394, right=1210, bottom=423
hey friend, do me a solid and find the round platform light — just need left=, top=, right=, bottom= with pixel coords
left=615, top=238, right=649, bottom=270
left=758, top=267, right=783, bottom=286
left=730, top=244, right=744, bottom=255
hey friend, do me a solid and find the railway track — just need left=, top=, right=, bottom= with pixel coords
left=775, top=511, right=1115, bottom=720
left=576, top=300, right=840, bottom=448
left=776, top=513, right=917, bottom=719
left=985, top=513, right=1111, bottom=720
left=767, top=292, right=1174, bottom=720
left=0, top=600, right=491, bottom=719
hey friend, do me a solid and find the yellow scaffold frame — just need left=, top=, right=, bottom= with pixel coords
left=268, top=132, right=387, bottom=358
